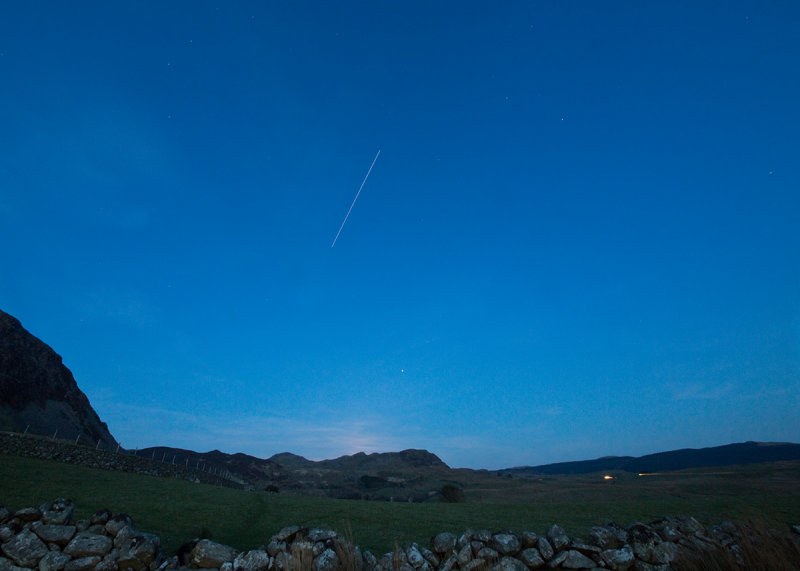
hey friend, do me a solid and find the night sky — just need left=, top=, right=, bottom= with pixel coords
left=1, top=2, right=798, bottom=469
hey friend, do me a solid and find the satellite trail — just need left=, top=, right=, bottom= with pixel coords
left=331, top=149, right=381, bottom=248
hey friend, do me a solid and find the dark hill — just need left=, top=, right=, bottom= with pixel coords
left=0, top=309, right=117, bottom=449
left=269, top=452, right=315, bottom=469
left=502, top=441, right=800, bottom=475
left=138, top=446, right=287, bottom=485
left=139, top=445, right=451, bottom=499
left=317, top=449, right=447, bottom=471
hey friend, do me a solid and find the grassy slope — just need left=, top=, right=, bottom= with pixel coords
left=2, top=455, right=799, bottom=556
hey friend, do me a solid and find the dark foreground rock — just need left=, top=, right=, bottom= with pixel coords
left=1, top=499, right=798, bottom=570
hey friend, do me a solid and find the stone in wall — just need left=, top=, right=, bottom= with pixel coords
left=1, top=499, right=799, bottom=570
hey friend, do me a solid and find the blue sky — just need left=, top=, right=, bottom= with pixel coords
left=1, top=1, right=798, bottom=469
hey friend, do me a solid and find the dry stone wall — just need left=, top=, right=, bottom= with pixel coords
left=2, top=499, right=799, bottom=571
left=0, top=433, right=238, bottom=489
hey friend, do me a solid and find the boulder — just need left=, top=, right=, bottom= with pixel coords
left=438, top=553, right=457, bottom=571
left=626, top=523, right=661, bottom=563
left=673, top=516, right=704, bottom=535
left=104, top=516, right=132, bottom=538
left=475, top=547, right=498, bottom=561
left=518, top=547, right=545, bottom=568
left=64, top=532, right=113, bottom=558
left=313, top=548, right=337, bottom=571
left=0, top=557, right=29, bottom=571
left=271, top=526, right=302, bottom=543
left=0, top=527, right=14, bottom=543
left=362, top=551, right=378, bottom=570
left=40, top=500, right=74, bottom=526
left=569, top=540, right=601, bottom=557
left=489, top=556, right=527, bottom=571
left=188, top=540, right=238, bottom=568
left=601, top=545, right=635, bottom=570
left=306, top=529, right=336, bottom=543
left=649, top=542, right=679, bottom=564
left=431, top=533, right=457, bottom=555
left=38, top=550, right=72, bottom=571
left=546, top=525, right=569, bottom=551
left=63, top=556, right=102, bottom=571
left=536, top=538, right=554, bottom=560
left=456, top=544, right=472, bottom=567
left=0, top=508, right=10, bottom=524
left=461, top=559, right=485, bottom=571
left=549, top=549, right=596, bottom=569
left=94, top=554, right=120, bottom=571
left=474, top=530, right=491, bottom=543
left=417, top=545, right=438, bottom=568
left=456, top=532, right=471, bottom=551
left=118, top=533, right=161, bottom=569
left=649, top=519, right=681, bottom=543
left=233, top=549, right=270, bottom=571
left=32, top=523, right=76, bottom=547
left=600, top=521, right=629, bottom=545
left=630, top=562, right=670, bottom=571
left=589, top=526, right=621, bottom=550
left=490, top=533, right=520, bottom=556
left=265, top=540, right=286, bottom=558
left=2, top=529, right=49, bottom=567
left=405, top=544, right=424, bottom=568
left=89, top=511, right=112, bottom=527
left=113, top=526, right=137, bottom=550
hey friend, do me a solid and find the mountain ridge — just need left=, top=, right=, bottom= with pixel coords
left=501, top=441, right=800, bottom=475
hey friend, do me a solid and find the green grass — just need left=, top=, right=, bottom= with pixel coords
left=2, top=454, right=799, bottom=556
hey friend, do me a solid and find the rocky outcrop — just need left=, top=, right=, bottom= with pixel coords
left=2, top=500, right=798, bottom=570
left=0, top=310, right=117, bottom=450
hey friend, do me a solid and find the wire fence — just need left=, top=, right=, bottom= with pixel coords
left=3, top=426, right=242, bottom=487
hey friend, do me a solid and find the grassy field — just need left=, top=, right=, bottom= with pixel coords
left=2, top=454, right=799, bottom=556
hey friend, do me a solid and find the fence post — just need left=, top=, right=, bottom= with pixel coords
left=116, top=443, right=120, bottom=454
left=23, top=425, right=29, bottom=436
left=96, top=440, right=101, bottom=450
left=75, top=434, right=80, bottom=445
left=52, top=429, right=59, bottom=441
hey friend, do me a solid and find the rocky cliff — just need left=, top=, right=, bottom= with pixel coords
left=0, top=309, right=117, bottom=450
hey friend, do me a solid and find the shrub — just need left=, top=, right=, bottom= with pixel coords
left=440, top=484, right=465, bottom=503
left=672, top=521, right=800, bottom=571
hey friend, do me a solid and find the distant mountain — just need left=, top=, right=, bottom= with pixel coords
left=0, top=309, right=118, bottom=449
left=316, top=449, right=447, bottom=470
left=137, top=445, right=452, bottom=500
left=501, top=441, right=800, bottom=476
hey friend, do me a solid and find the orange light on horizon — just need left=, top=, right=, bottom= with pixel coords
left=603, top=475, right=615, bottom=480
